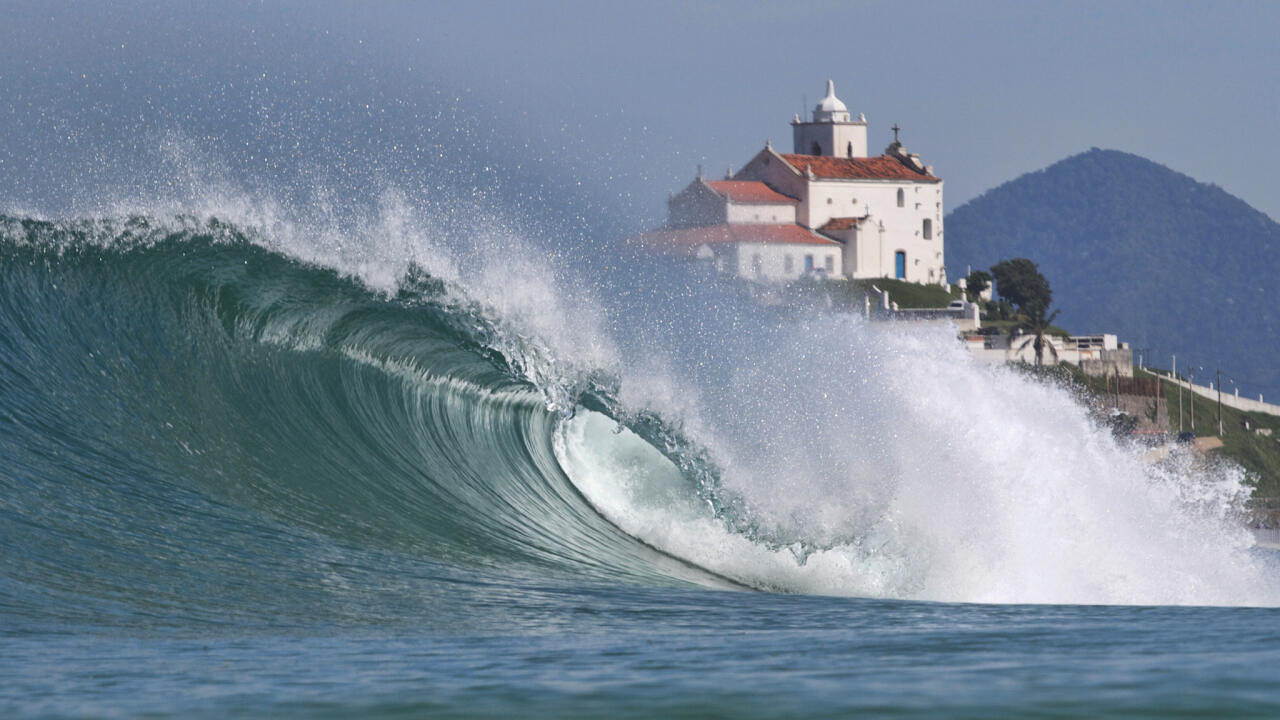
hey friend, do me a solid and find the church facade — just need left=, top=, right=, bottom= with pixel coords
left=637, top=80, right=945, bottom=285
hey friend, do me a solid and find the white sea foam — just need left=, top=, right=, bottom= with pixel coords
left=559, top=310, right=1280, bottom=607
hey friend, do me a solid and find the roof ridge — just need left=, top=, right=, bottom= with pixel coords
left=777, top=152, right=939, bottom=182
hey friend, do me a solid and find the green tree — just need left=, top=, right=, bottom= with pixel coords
left=990, top=258, right=1052, bottom=316
left=992, top=258, right=1060, bottom=366
left=964, top=269, right=992, bottom=301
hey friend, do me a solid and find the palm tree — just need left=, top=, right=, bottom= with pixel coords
left=1012, top=304, right=1061, bottom=367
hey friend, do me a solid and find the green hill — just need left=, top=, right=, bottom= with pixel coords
left=946, top=148, right=1280, bottom=400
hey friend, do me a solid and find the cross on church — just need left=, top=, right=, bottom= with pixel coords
left=891, top=123, right=901, bottom=143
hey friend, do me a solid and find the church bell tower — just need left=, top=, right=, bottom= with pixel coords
left=791, top=80, right=868, bottom=158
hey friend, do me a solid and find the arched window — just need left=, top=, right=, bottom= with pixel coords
left=897, top=188, right=905, bottom=208
left=846, top=141, right=853, bottom=158
left=923, top=218, right=933, bottom=239
left=811, top=141, right=822, bottom=156
left=895, top=251, right=906, bottom=280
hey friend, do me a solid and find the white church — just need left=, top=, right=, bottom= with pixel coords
left=637, top=80, right=945, bottom=285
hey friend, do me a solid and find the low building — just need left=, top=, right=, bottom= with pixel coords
left=635, top=222, right=842, bottom=280
left=966, top=332, right=1134, bottom=376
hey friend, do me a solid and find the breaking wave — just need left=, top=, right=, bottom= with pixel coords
left=1, top=208, right=1276, bottom=623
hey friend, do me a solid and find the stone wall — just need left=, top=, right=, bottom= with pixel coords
left=1079, top=348, right=1133, bottom=378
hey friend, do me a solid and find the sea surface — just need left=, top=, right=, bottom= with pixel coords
left=4, top=215, right=1280, bottom=718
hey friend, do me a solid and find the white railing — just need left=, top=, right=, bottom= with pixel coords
left=1150, top=370, right=1280, bottom=418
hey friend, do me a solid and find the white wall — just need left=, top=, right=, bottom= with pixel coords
left=805, top=180, right=944, bottom=283
left=733, top=242, right=841, bottom=282
left=725, top=202, right=796, bottom=225
left=792, top=120, right=868, bottom=158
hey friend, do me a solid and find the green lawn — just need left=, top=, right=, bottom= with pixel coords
left=824, top=277, right=962, bottom=309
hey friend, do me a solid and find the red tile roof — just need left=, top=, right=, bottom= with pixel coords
left=779, top=153, right=940, bottom=182
left=704, top=180, right=798, bottom=204
left=820, top=216, right=869, bottom=232
left=634, top=223, right=840, bottom=254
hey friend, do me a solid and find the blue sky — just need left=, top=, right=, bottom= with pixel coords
left=3, top=0, right=1277, bottom=226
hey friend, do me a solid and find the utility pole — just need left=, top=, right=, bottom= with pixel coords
left=1174, top=355, right=1182, bottom=433
left=1189, top=366, right=1195, bottom=433
left=1217, top=368, right=1224, bottom=437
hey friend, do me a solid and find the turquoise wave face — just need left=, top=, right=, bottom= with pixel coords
left=0, top=215, right=733, bottom=630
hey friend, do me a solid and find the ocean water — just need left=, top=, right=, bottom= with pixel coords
left=3, top=212, right=1280, bottom=718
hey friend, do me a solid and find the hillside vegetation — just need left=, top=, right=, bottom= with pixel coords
left=946, top=148, right=1280, bottom=400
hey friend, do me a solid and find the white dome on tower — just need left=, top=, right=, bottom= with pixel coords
left=812, top=79, right=851, bottom=123
left=816, top=79, right=847, bottom=113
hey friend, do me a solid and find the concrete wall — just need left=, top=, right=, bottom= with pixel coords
left=1116, top=394, right=1169, bottom=434
left=1079, top=349, right=1133, bottom=378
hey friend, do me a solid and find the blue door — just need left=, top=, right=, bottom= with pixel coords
left=895, top=251, right=906, bottom=279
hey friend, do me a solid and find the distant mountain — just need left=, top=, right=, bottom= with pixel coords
left=946, top=148, right=1280, bottom=399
